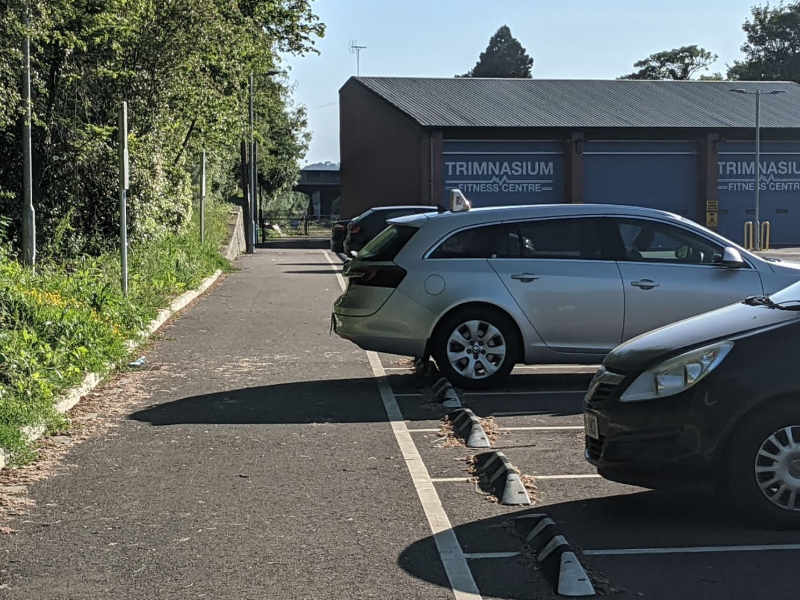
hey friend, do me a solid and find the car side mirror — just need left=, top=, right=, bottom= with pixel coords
left=720, top=247, right=745, bottom=268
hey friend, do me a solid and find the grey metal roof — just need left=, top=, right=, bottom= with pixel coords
left=352, top=77, right=800, bottom=129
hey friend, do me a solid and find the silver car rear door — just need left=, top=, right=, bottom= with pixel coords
left=611, top=218, right=764, bottom=340
left=489, top=217, right=625, bottom=354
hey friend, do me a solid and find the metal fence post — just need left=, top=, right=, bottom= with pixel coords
left=200, top=150, right=206, bottom=243
left=241, top=139, right=253, bottom=253
left=119, top=101, right=129, bottom=296
left=249, top=73, right=256, bottom=249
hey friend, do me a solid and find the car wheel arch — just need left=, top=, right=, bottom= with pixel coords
left=714, top=392, right=800, bottom=467
left=425, top=301, right=525, bottom=361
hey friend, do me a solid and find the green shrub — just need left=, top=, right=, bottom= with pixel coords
left=0, top=200, right=232, bottom=463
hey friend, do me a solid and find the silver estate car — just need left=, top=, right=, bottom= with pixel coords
left=332, top=200, right=800, bottom=388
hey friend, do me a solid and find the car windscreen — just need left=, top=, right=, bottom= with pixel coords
left=356, top=224, right=418, bottom=261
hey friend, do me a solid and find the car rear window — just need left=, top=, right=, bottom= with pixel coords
left=357, top=225, right=418, bottom=261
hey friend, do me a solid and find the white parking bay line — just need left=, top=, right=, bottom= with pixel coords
left=463, top=552, right=520, bottom=560
left=431, top=477, right=474, bottom=483
left=324, top=250, right=482, bottom=600
left=533, top=474, right=601, bottom=480
left=366, top=351, right=481, bottom=599
left=584, top=544, right=800, bottom=556
left=409, top=426, right=583, bottom=433
left=468, top=390, right=586, bottom=396
left=502, top=426, right=584, bottom=431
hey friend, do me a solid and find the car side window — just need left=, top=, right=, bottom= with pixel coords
left=430, top=224, right=517, bottom=259
left=615, top=220, right=723, bottom=265
left=513, top=219, right=605, bottom=260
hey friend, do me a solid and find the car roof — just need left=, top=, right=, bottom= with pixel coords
left=389, top=203, right=687, bottom=226
left=368, top=205, right=438, bottom=213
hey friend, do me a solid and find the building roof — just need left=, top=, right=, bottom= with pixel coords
left=351, top=77, right=800, bottom=129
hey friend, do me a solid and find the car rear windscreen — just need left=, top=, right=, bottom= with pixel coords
left=356, top=225, right=418, bottom=261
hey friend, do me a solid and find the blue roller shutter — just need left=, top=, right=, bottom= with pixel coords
left=583, top=140, right=698, bottom=221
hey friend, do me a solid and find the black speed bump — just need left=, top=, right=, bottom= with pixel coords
left=447, top=408, right=491, bottom=448
left=432, top=377, right=462, bottom=409
left=472, top=451, right=531, bottom=505
left=515, top=514, right=595, bottom=597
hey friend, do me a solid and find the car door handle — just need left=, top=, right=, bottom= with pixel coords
left=631, top=279, right=659, bottom=290
left=511, top=273, right=539, bottom=283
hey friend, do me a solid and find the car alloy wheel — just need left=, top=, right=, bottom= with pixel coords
left=446, top=319, right=507, bottom=380
left=754, top=425, right=800, bottom=512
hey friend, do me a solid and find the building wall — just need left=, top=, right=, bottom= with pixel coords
left=339, top=87, right=800, bottom=243
left=339, top=80, right=431, bottom=218
left=717, top=140, right=800, bottom=245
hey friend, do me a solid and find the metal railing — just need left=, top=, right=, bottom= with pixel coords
left=260, top=213, right=335, bottom=240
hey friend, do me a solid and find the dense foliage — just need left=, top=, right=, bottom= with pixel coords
left=728, top=2, right=800, bottom=81
left=461, top=25, right=533, bottom=78
left=0, top=200, right=230, bottom=462
left=620, top=45, right=718, bottom=80
left=0, top=0, right=323, bottom=256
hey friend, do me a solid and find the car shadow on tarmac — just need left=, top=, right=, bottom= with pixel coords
left=397, top=488, right=792, bottom=600
left=129, top=376, right=443, bottom=425
left=129, top=373, right=590, bottom=426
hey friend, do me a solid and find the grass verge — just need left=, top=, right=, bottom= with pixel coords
left=0, top=199, right=232, bottom=464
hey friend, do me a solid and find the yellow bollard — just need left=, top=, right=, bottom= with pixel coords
left=761, top=221, right=771, bottom=251
left=744, top=221, right=754, bottom=250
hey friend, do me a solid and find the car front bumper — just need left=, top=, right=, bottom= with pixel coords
left=585, top=381, right=722, bottom=489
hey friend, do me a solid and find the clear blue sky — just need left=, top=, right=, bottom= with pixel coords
left=284, top=0, right=760, bottom=165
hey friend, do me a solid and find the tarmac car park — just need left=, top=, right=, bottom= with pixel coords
left=323, top=244, right=800, bottom=600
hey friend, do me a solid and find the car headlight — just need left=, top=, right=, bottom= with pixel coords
left=620, top=341, right=734, bottom=402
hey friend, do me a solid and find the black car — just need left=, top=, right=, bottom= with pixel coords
left=343, top=205, right=437, bottom=256
left=585, top=281, right=800, bottom=528
left=330, top=219, right=349, bottom=253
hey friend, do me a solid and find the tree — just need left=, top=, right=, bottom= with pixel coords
left=0, top=0, right=324, bottom=256
left=621, top=45, right=717, bottom=80
left=462, top=26, right=533, bottom=78
left=728, top=3, right=800, bottom=81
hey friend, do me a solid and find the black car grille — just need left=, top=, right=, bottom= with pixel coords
left=586, top=434, right=605, bottom=461
left=591, top=383, right=618, bottom=402
left=585, top=368, right=626, bottom=405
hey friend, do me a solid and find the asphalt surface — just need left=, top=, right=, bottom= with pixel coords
left=1, top=250, right=448, bottom=599
left=4, top=247, right=800, bottom=600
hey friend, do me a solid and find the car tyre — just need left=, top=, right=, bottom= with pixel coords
left=726, top=401, right=800, bottom=529
left=431, top=306, right=519, bottom=390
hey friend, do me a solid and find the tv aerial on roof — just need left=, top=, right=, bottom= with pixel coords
left=349, top=40, right=367, bottom=76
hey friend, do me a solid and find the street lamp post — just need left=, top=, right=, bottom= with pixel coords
left=730, top=88, right=786, bottom=250
left=22, top=6, right=35, bottom=267
left=247, top=70, right=281, bottom=249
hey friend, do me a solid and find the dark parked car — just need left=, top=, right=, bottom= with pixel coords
left=585, top=280, right=800, bottom=527
left=330, top=219, right=349, bottom=253
left=343, top=206, right=437, bottom=255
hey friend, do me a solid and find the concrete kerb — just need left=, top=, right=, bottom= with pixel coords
left=515, top=513, right=596, bottom=597
left=472, top=451, right=531, bottom=506
left=0, top=208, right=245, bottom=469
left=447, top=408, right=491, bottom=448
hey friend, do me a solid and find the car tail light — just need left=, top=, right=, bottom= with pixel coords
left=345, top=265, right=406, bottom=288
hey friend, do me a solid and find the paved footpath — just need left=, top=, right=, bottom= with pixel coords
left=1, top=249, right=451, bottom=599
